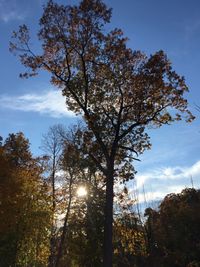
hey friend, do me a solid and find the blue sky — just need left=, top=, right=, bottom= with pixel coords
left=1, top=0, right=200, bottom=204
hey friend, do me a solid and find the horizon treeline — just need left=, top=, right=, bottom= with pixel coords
left=0, top=128, right=200, bottom=267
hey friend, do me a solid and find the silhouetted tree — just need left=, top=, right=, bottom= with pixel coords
left=41, top=124, right=65, bottom=267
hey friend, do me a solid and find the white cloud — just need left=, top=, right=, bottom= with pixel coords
left=0, top=90, right=75, bottom=118
left=136, top=161, right=200, bottom=188
left=132, top=160, right=200, bottom=204
left=135, top=185, right=186, bottom=205
left=135, top=191, right=167, bottom=205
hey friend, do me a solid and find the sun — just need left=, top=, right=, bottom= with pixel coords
left=77, top=186, right=87, bottom=197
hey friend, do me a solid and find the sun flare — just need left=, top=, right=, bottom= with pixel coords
left=77, top=186, right=87, bottom=197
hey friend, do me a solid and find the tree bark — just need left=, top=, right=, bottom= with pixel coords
left=103, top=170, right=114, bottom=267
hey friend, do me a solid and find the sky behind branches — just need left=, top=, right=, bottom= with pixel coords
left=1, top=0, right=200, bottom=204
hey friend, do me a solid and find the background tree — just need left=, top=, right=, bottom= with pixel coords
left=0, top=133, right=52, bottom=267
left=10, top=0, right=194, bottom=265
left=41, top=124, right=66, bottom=267
left=113, top=186, right=147, bottom=267
left=144, top=188, right=200, bottom=267
left=53, top=126, right=105, bottom=267
left=2, top=133, right=200, bottom=267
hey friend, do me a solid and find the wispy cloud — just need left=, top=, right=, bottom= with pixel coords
left=131, top=160, right=200, bottom=204
left=136, top=161, right=200, bottom=188
left=134, top=185, right=188, bottom=206
left=0, top=0, right=26, bottom=22
left=0, top=90, right=75, bottom=118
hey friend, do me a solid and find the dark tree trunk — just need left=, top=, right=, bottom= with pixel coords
left=48, top=156, right=56, bottom=267
left=52, top=154, right=56, bottom=211
left=55, top=175, right=73, bottom=267
left=103, top=170, right=114, bottom=267
left=54, top=198, right=71, bottom=267
left=48, top=233, right=56, bottom=267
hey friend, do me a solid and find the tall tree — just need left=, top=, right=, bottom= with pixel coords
left=54, top=136, right=79, bottom=267
left=41, top=124, right=65, bottom=267
left=10, top=1, right=194, bottom=265
left=41, top=124, right=65, bottom=211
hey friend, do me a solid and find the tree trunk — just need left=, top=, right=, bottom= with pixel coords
left=55, top=175, right=73, bottom=267
left=103, top=171, right=114, bottom=267
left=48, top=233, right=56, bottom=267
left=48, top=156, right=56, bottom=267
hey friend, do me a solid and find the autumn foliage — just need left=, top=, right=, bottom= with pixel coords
left=1, top=131, right=200, bottom=267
